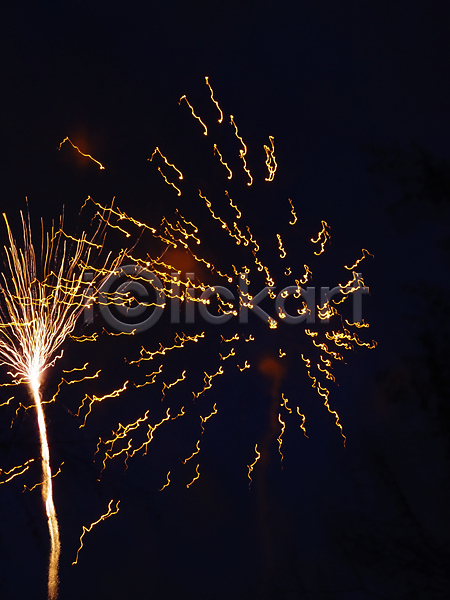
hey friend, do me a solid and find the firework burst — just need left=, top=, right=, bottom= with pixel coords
left=81, top=77, right=376, bottom=492
left=0, top=210, right=122, bottom=599
left=1, top=78, right=376, bottom=596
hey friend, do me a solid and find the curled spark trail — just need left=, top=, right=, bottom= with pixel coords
left=157, top=168, right=182, bottom=196
left=72, top=500, right=121, bottom=565
left=200, top=403, right=218, bottom=434
left=230, top=115, right=253, bottom=186
left=25, top=461, right=64, bottom=492
left=182, top=440, right=201, bottom=464
left=344, top=248, right=374, bottom=270
left=238, top=361, right=251, bottom=371
left=277, top=234, right=287, bottom=259
left=214, top=144, right=233, bottom=179
left=81, top=195, right=157, bottom=236
left=149, top=147, right=184, bottom=180
left=296, top=407, right=308, bottom=438
left=281, top=393, right=292, bottom=413
left=225, top=190, right=241, bottom=219
left=0, top=210, right=122, bottom=599
left=159, top=471, right=171, bottom=491
left=58, top=136, right=105, bottom=170
left=263, top=136, right=277, bottom=182
left=0, top=394, right=15, bottom=407
left=345, top=319, right=369, bottom=328
left=0, top=458, right=35, bottom=485
left=76, top=381, right=130, bottom=428
left=161, top=370, right=187, bottom=401
left=247, top=444, right=260, bottom=489
left=205, top=76, right=224, bottom=123
left=288, top=198, right=297, bottom=225
left=186, top=463, right=200, bottom=488
left=148, top=148, right=184, bottom=196
left=277, top=414, right=286, bottom=464
left=311, top=220, right=331, bottom=256
left=179, top=95, right=208, bottom=135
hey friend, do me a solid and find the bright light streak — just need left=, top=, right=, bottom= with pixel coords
left=30, top=372, right=60, bottom=599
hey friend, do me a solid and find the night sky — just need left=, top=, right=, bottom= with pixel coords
left=1, top=3, right=450, bottom=600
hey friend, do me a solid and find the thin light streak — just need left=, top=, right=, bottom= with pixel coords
left=186, top=463, right=200, bottom=488
left=311, top=220, right=330, bottom=255
left=296, top=407, right=308, bottom=437
left=263, top=136, right=277, bottom=181
left=214, top=144, right=233, bottom=179
left=205, top=76, right=224, bottom=123
left=179, top=95, right=208, bottom=135
left=0, top=458, right=35, bottom=485
left=225, top=190, right=241, bottom=219
left=281, top=393, right=292, bottom=413
left=159, top=471, right=171, bottom=491
left=72, top=500, right=120, bottom=565
left=344, top=248, right=374, bottom=270
left=277, top=234, right=287, bottom=258
left=288, top=198, right=297, bottom=225
left=230, top=115, right=253, bottom=186
left=277, top=414, right=286, bottom=464
left=182, top=440, right=201, bottom=464
left=149, top=147, right=184, bottom=180
left=247, top=444, right=260, bottom=488
left=237, top=361, right=250, bottom=371
left=58, top=137, right=105, bottom=170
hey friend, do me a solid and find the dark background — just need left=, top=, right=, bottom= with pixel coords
left=1, top=2, right=450, bottom=599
